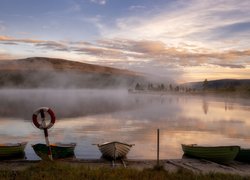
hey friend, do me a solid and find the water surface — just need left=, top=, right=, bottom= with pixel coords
left=0, top=89, right=250, bottom=160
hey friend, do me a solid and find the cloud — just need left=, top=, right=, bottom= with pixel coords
left=0, top=35, right=44, bottom=44
left=96, top=39, right=250, bottom=67
left=129, top=5, right=146, bottom=11
left=90, top=0, right=107, bottom=5
left=0, top=36, right=70, bottom=51
left=67, top=2, right=81, bottom=13
left=0, top=52, right=19, bottom=60
left=212, top=63, right=245, bottom=69
left=81, top=15, right=105, bottom=31
left=74, top=46, right=121, bottom=56
left=35, top=41, right=69, bottom=51
left=0, top=35, right=249, bottom=71
left=97, top=39, right=166, bottom=54
left=99, top=0, right=250, bottom=52
left=217, top=21, right=250, bottom=35
left=1, top=42, right=18, bottom=45
left=188, top=21, right=250, bottom=44
left=69, top=41, right=93, bottom=46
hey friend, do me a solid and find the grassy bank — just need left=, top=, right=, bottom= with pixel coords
left=0, top=161, right=247, bottom=180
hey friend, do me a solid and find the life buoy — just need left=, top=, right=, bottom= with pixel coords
left=32, top=107, right=56, bottom=129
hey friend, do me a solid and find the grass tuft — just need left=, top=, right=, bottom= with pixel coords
left=0, top=161, right=249, bottom=180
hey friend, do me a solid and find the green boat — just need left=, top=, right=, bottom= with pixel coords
left=182, top=144, right=240, bottom=164
left=32, top=143, right=76, bottom=160
left=0, top=142, right=27, bottom=160
left=235, top=148, right=250, bottom=163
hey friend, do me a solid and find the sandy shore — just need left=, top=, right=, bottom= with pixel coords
left=1, top=158, right=250, bottom=176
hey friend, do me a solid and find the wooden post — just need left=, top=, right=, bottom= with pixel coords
left=40, top=109, right=53, bottom=160
left=157, top=128, right=160, bottom=166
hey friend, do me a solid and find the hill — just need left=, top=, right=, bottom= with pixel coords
left=0, top=57, right=143, bottom=88
left=184, top=79, right=250, bottom=92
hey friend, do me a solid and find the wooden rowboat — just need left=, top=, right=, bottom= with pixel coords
left=0, top=142, right=27, bottom=160
left=235, top=148, right=250, bottom=163
left=182, top=144, right=240, bottom=164
left=32, top=143, right=76, bottom=160
left=96, top=141, right=134, bottom=160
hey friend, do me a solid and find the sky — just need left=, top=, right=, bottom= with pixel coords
left=0, top=0, right=250, bottom=83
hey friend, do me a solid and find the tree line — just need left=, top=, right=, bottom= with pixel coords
left=134, top=82, right=195, bottom=92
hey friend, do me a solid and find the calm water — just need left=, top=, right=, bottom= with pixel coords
left=0, top=89, right=250, bottom=160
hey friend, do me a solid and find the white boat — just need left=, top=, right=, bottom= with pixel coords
left=96, top=141, right=134, bottom=160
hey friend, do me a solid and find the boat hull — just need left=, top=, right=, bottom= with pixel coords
left=0, top=142, right=27, bottom=160
left=97, top=141, right=133, bottom=160
left=235, top=148, right=250, bottom=163
left=182, top=144, right=240, bottom=164
left=32, top=143, right=76, bottom=160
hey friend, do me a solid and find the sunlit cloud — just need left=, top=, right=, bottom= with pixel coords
left=96, top=39, right=250, bottom=67
left=0, top=35, right=250, bottom=70
left=101, top=0, right=250, bottom=51
left=74, top=46, right=123, bottom=58
left=0, top=35, right=44, bottom=44
left=0, top=51, right=20, bottom=60
left=183, top=65, right=250, bottom=82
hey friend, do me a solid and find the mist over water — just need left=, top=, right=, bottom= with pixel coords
left=0, top=89, right=135, bottom=119
left=0, top=89, right=250, bottom=160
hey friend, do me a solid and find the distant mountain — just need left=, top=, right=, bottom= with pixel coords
left=0, top=57, right=143, bottom=88
left=184, top=79, right=250, bottom=92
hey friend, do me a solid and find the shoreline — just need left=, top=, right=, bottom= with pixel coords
left=1, top=158, right=250, bottom=176
left=129, top=89, right=250, bottom=98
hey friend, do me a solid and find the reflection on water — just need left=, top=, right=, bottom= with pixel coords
left=0, top=89, right=250, bottom=160
left=202, top=98, right=209, bottom=114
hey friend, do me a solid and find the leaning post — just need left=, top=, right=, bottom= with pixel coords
left=157, top=128, right=160, bottom=166
left=40, top=109, right=53, bottom=160
left=32, top=107, right=56, bottom=161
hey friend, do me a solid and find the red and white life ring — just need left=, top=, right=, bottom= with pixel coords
left=32, top=107, right=56, bottom=129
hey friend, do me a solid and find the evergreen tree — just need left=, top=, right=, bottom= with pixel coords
left=135, top=83, right=140, bottom=90
left=203, top=79, right=208, bottom=91
left=169, top=84, right=173, bottom=91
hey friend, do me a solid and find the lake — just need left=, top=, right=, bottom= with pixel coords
left=0, top=89, right=250, bottom=160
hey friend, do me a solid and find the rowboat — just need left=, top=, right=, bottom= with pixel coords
left=181, top=144, right=240, bottom=164
left=96, top=141, right=134, bottom=160
left=0, top=142, right=27, bottom=160
left=235, top=148, right=250, bottom=163
left=32, top=143, right=76, bottom=160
